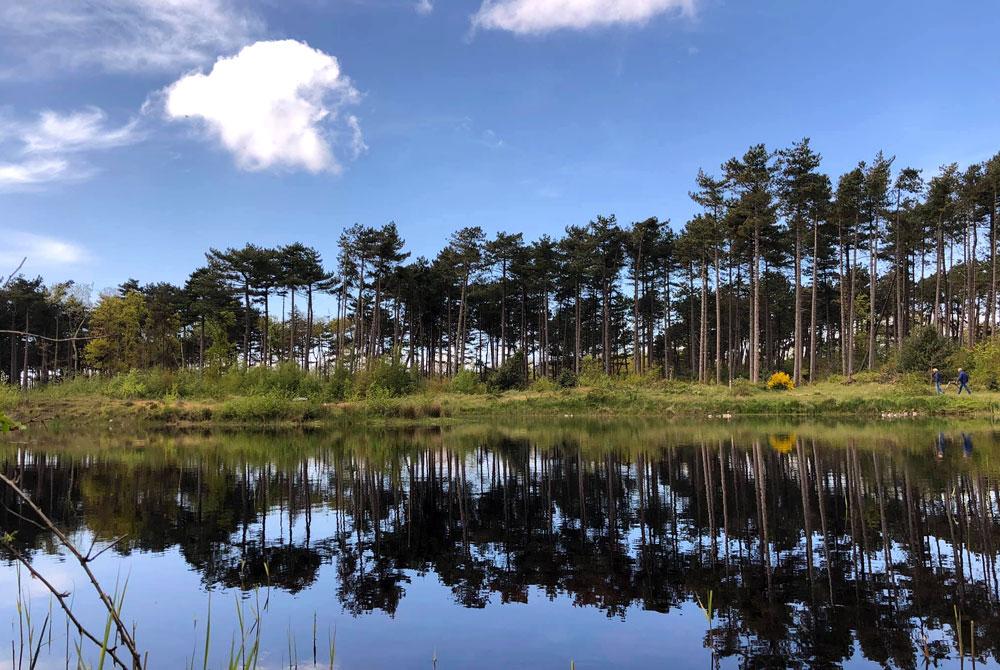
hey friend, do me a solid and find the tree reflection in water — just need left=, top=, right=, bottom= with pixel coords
left=3, top=421, right=1000, bottom=667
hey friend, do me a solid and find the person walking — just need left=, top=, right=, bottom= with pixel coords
left=957, top=368, right=971, bottom=395
left=932, top=368, right=943, bottom=394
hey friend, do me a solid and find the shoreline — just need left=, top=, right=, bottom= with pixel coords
left=5, top=381, right=1000, bottom=429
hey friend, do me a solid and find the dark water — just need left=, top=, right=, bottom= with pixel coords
left=3, top=420, right=1000, bottom=669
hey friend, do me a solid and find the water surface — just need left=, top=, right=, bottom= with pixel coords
left=3, top=420, right=1000, bottom=668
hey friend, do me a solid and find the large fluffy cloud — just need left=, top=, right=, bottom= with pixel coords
left=471, top=0, right=695, bottom=34
left=0, top=0, right=260, bottom=76
left=164, top=40, right=363, bottom=173
left=0, top=108, right=137, bottom=189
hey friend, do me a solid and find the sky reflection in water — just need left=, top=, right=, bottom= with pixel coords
left=2, top=420, right=999, bottom=669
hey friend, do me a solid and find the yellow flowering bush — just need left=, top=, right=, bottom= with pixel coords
left=766, top=371, right=794, bottom=391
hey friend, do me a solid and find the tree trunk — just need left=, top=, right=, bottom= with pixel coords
left=699, top=259, right=708, bottom=383
left=574, top=282, right=581, bottom=375
left=305, top=285, right=313, bottom=370
left=714, top=245, right=721, bottom=384
left=602, top=274, right=611, bottom=375
left=199, top=315, right=205, bottom=372
left=243, top=284, right=251, bottom=367
left=793, top=224, right=803, bottom=386
left=751, top=222, right=760, bottom=383
left=868, top=213, right=877, bottom=370
left=633, top=246, right=642, bottom=375
left=933, top=215, right=943, bottom=332
left=809, top=219, right=819, bottom=384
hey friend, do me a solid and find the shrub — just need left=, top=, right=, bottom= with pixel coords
left=968, top=337, right=1000, bottom=390
left=450, top=369, right=484, bottom=395
left=729, top=378, right=761, bottom=397
left=899, top=325, right=956, bottom=372
left=353, top=355, right=417, bottom=398
left=529, top=376, right=558, bottom=393
left=217, top=395, right=299, bottom=421
left=851, top=370, right=880, bottom=384
left=486, top=351, right=527, bottom=392
left=0, top=382, right=19, bottom=411
left=324, top=365, right=354, bottom=401
left=577, top=357, right=609, bottom=388
left=766, top=371, right=794, bottom=391
left=107, top=369, right=149, bottom=399
left=557, top=369, right=578, bottom=388
left=0, top=412, right=18, bottom=432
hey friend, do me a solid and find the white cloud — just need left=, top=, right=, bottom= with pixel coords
left=20, top=108, right=139, bottom=154
left=0, top=108, right=138, bottom=189
left=0, top=0, right=260, bottom=76
left=0, top=231, right=90, bottom=267
left=164, top=40, right=364, bottom=173
left=471, top=0, right=695, bottom=34
left=0, top=159, right=72, bottom=187
left=416, top=0, right=434, bottom=15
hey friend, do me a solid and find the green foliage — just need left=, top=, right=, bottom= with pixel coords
left=0, top=381, right=19, bottom=411
left=729, top=378, right=762, bottom=397
left=324, top=366, right=354, bottom=401
left=486, top=351, right=527, bottom=392
left=354, top=355, right=417, bottom=399
left=204, top=314, right=236, bottom=372
left=449, top=369, right=484, bottom=395
left=0, top=411, right=19, bottom=432
left=577, top=357, right=608, bottom=388
left=899, top=325, right=957, bottom=372
left=557, top=369, right=578, bottom=388
left=969, top=337, right=1000, bottom=390
left=107, top=370, right=149, bottom=399
left=216, top=395, right=319, bottom=422
left=84, top=291, right=148, bottom=373
left=529, top=376, right=558, bottom=393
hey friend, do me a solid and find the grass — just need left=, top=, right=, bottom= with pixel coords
left=7, top=366, right=1000, bottom=427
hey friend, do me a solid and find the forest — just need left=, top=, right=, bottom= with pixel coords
left=3, top=139, right=1000, bottom=395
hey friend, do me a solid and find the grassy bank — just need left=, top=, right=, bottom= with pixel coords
left=4, top=368, right=1000, bottom=427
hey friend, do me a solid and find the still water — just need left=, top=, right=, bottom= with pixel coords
left=2, top=419, right=1000, bottom=669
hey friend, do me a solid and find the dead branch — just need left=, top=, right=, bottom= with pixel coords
left=0, top=471, right=142, bottom=669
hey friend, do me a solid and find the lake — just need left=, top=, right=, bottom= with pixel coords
left=2, top=419, right=999, bottom=668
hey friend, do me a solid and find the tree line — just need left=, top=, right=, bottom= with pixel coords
left=3, top=139, right=1000, bottom=388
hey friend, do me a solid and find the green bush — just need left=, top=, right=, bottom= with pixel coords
left=324, top=365, right=354, bottom=401
left=529, top=376, right=558, bottom=393
left=0, top=382, right=19, bottom=411
left=486, top=351, right=527, bottom=392
left=729, top=378, right=762, bottom=397
left=352, top=355, right=416, bottom=399
left=216, top=395, right=317, bottom=421
left=107, top=369, right=149, bottom=399
left=968, top=337, right=1000, bottom=390
left=899, top=325, right=956, bottom=372
left=450, top=369, right=484, bottom=395
left=577, top=357, right=609, bottom=388
left=0, top=412, right=20, bottom=433
left=557, top=369, right=578, bottom=388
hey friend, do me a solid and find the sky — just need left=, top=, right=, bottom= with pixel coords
left=1, top=0, right=999, bottom=305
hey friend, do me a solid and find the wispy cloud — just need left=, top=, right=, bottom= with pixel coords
left=163, top=40, right=364, bottom=174
left=0, top=108, right=138, bottom=189
left=0, top=231, right=91, bottom=268
left=416, top=0, right=434, bottom=15
left=0, top=0, right=261, bottom=76
left=471, top=0, right=696, bottom=34
left=0, top=159, right=72, bottom=187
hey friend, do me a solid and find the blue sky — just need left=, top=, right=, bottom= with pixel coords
left=1, top=0, right=998, bottom=304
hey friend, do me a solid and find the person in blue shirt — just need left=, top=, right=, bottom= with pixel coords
left=932, top=368, right=942, bottom=394
left=957, top=368, right=971, bottom=394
